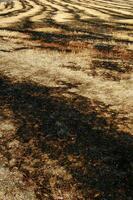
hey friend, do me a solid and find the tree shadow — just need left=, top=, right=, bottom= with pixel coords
left=0, top=74, right=133, bottom=199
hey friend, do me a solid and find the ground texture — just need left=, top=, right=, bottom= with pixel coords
left=0, top=0, right=133, bottom=199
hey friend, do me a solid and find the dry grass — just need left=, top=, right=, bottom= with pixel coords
left=0, top=0, right=133, bottom=199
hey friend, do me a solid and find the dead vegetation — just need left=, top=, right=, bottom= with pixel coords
left=0, top=0, right=133, bottom=199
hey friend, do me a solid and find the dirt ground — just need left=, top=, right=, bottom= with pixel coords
left=0, top=0, right=133, bottom=199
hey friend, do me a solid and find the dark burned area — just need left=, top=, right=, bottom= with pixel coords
left=0, top=74, right=133, bottom=200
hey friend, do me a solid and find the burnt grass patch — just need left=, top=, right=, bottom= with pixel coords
left=92, top=60, right=126, bottom=73
left=0, top=74, right=133, bottom=199
left=94, top=43, right=115, bottom=53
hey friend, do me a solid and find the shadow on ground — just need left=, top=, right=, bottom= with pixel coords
left=0, top=74, right=133, bottom=200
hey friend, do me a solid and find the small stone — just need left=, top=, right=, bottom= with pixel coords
left=9, top=158, right=16, bottom=167
left=0, top=115, right=3, bottom=120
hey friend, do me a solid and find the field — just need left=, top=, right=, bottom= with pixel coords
left=0, top=0, right=133, bottom=199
